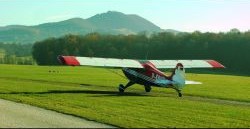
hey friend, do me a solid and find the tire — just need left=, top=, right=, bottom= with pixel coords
left=178, top=92, right=182, bottom=97
left=119, top=84, right=125, bottom=93
left=144, top=85, right=151, bottom=92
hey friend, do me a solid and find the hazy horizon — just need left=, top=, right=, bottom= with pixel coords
left=1, top=0, right=250, bottom=32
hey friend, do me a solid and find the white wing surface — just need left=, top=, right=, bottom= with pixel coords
left=58, top=56, right=225, bottom=68
left=149, top=60, right=225, bottom=68
left=58, top=56, right=143, bottom=68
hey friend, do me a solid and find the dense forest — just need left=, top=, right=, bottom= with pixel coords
left=32, top=30, right=250, bottom=74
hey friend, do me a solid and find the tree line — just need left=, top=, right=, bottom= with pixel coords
left=32, top=30, right=250, bottom=74
left=0, top=43, right=35, bottom=65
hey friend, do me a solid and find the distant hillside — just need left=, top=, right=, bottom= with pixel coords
left=88, top=11, right=161, bottom=34
left=0, top=11, right=163, bottom=44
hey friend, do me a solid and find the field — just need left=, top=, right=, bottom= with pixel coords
left=0, top=64, right=250, bottom=128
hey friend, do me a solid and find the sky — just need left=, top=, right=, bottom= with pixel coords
left=0, top=0, right=250, bottom=32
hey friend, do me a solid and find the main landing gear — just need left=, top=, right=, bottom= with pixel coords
left=118, top=82, right=181, bottom=97
left=118, top=81, right=152, bottom=93
left=119, top=81, right=134, bottom=93
left=144, top=85, right=151, bottom=92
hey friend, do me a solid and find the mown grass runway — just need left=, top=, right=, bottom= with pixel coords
left=0, top=64, right=249, bottom=128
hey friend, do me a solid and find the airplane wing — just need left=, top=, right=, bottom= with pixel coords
left=148, top=60, right=225, bottom=68
left=58, top=56, right=143, bottom=68
left=58, top=56, right=225, bottom=68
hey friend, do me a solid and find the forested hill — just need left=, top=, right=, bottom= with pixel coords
left=0, top=11, right=162, bottom=44
left=32, top=31, right=250, bottom=74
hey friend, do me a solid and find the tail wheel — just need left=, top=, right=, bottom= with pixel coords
left=178, top=92, right=182, bottom=97
left=144, top=85, right=151, bottom=92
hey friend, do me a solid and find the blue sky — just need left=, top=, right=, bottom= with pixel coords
left=0, top=0, right=250, bottom=32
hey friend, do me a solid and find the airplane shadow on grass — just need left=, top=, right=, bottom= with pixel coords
left=0, top=89, right=150, bottom=97
left=0, top=83, right=158, bottom=97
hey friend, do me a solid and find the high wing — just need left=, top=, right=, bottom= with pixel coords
left=148, top=60, right=225, bottom=68
left=58, top=56, right=225, bottom=68
left=58, top=56, right=143, bottom=68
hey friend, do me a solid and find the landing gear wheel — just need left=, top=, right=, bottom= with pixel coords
left=118, top=84, right=125, bottom=93
left=178, top=92, right=182, bottom=97
left=144, top=86, right=151, bottom=92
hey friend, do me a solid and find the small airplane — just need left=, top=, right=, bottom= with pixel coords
left=57, top=56, right=225, bottom=97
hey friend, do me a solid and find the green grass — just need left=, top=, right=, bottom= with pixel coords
left=0, top=64, right=249, bottom=128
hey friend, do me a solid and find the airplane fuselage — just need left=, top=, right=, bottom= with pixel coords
left=122, top=62, right=185, bottom=90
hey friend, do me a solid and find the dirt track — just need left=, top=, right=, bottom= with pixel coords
left=0, top=99, right=115, bottom=128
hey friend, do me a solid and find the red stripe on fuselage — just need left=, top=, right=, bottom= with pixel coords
left=59, top=56, right=80, bottom=66
left=206, top=60, right=225, bottom=68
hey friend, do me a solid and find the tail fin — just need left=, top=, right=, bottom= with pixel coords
left=171, top=63, right=186, bottom=89
left=169, top=63, right=184, bottom=80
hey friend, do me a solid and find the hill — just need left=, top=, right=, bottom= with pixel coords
left=0, top=11, right=163, bottom=44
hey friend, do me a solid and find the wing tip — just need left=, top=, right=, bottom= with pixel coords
left=206, top=60, right=225, bottom=68
left=57, top=55, right=80, bottom=66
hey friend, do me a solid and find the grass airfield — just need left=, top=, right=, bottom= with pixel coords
left=0, top=64, right=249, bottom=128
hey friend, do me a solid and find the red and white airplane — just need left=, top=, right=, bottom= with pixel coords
left=58, top=56, right=225, bottom=97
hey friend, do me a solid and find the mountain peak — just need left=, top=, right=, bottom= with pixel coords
left=0, top=11, right=163, bottom=44
left=106, top=11, right=124, bottom=14
left=87, top=11, right=161, bottom=32
left=88, top=11, right=126, bottom=20
left=106, top=10, right=124, bottom=14
left=66, top=17, right=84, bottom=21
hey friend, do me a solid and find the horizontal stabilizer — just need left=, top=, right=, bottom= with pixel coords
left=185, top=80, right=202, bottom=84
